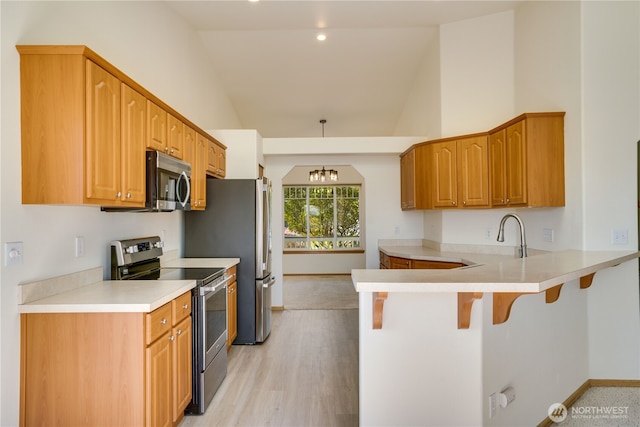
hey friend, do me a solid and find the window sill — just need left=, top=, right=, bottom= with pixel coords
left=283, top=249, right=365, bottom=255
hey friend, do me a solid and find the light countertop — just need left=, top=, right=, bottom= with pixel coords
left=18, top=279, right=196, bottom=314
left=353, top=247, right=639, bottom=293
left=19, top=257, right=240, bottom=314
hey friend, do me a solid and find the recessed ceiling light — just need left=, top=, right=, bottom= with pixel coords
left=317, top=34, right=327, bottom=41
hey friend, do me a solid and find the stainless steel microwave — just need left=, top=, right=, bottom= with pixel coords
left=101, top=150, right=191, bottom=212
left=146, top=150, right=191, bottom=211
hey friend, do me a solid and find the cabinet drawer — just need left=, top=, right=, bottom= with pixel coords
left=146, top=302, right=172, bottom=345
left=389, top=256, right=411, bottom=269
left=172, top=291, right=192, bottom=325
left=411, top=259, right=463, bottom=269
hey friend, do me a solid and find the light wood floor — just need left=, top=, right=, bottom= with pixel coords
left=179, top=278, right=359, bottom=427
left=283, top=274, right=358, bottom=310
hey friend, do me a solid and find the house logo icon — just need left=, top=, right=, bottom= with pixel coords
left=548, top=403, right=568, bottom=423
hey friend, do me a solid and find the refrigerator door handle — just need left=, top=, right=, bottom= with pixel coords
left=263, top=276, right=276, bottom=288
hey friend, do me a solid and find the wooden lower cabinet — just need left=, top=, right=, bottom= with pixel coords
left=389, top=256, right=411, bottom=269
left=226, top=265, right=238, bottom=350
left=380, top=251, right=464, bottom=270
left=20, top=291, right=192, bottom=427
left=411, top=259, right=464, bottom=269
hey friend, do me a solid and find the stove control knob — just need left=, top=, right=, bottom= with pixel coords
left=126, top=246, right=138, bottom=254
left=153, top=241, right=164, bottom=249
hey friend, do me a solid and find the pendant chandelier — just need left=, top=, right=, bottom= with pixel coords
left=309, top=166, right=338, bottom=182
left=309, top=119, right=338, bottom=182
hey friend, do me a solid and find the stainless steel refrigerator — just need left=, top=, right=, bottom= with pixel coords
left=184, top=177, right=274, bottom=344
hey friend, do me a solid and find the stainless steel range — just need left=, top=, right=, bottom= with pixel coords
left=111, top=236, right=229, bottom=415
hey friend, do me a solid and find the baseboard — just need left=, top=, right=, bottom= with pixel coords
left=537, top=379, right=640, bottom=427
left=271, top=306, right=284, bottom=311
left=283, top=273, right=352, bottom=277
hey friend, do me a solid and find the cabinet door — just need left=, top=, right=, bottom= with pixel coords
left=121, top=84, right=146, bottom=205
left=147, top=101, right=167, bottom=153
left=172, top=316, right=192, bottom=421
left=167, top=114, right=185, bottom=160
left=85, top=60, right=121, bottom=203
left=506, top=120, right=527, bottom=205
left=431, top=140, right=458, bottom=208
left=207, top=140, right=218, bottom=175
left=489, top=129, right=508, bottom=206
left=389, top=256, right=411, bottom=269
left=400, top=149, right=415, bottom=210
left=192, top=133, right=208, bottom=210
left=457, top=136, right=489, bottom=207
left=217, top=146, right=226, bottom=178
left=227, top=280, right=237, bottom=350
left=146, top=333, right=173, bottom=427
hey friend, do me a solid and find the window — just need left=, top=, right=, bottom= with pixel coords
left=284, top=185, right=361, bottom=250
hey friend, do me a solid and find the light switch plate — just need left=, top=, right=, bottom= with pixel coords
left=5, top=242, right=23, bottom=266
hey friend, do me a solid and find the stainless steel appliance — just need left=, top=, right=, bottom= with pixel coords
left=110, top=236, right=228, bottom=415
left=102, top=150, right=191, bottom=212
left=184, top=177, right=275, bottom=344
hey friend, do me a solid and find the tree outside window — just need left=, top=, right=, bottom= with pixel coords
left=284, top=186, right=361, bottom=250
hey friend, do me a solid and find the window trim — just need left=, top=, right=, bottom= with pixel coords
left=283, top=184, right=362, bottom=252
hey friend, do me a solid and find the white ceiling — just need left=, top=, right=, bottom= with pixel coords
left=165, top=0, right=521, bottom=138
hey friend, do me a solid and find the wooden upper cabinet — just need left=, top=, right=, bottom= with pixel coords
left=431, top=140, right=458, bottom=208
left=206, top=139, right=226, bottom=178
left=489, top=113, right=565, bottom=208
left=120, top=84, right=147, bottom=205
left=85, top=60, right=121, bottom=203
left=192, top=133, right=208, bottom=210
left=17, top=45, right=224, bottom=207
left=400, top=148, right=416, bottom=210
left=457, top=135, right=490, bottom=208
left=147, top=100, right=167, bottom=153
left=167, top=113, right=185, bottom=160
left=402, top=112, right=565, bottom=210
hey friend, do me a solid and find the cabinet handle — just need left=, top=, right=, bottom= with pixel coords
left=170, top=149, right=175, bottom=153
left=126, top=192, right=131, bottom=199
left=177, top=329, right=182, bottom=335
left=164, top=147, right=169, bottom=152
left=500, top=199, right=505, bottom=203
left=169, top=335, right=175, bottom=341
left=506, top=198, right=510, bottom=203
left=160, top=318, right=167, bottom=325
left=116, top=191, right=122, bottom=198
left=182, top=304, right=189, bottom=309
left=462, top=200, right=467, bottom=206
left=452, top=201, right=457, bottom=206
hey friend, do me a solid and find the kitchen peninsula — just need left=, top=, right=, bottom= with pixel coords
left=351, top=242, right=639, bottom=426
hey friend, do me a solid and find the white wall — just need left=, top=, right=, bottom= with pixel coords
left=360, top=3, right=640, bottom=425
left=264, top=141, right=425, bottom=306
left=0, top=2, right=241, bottom=425
left=208, top=129, right=264, bottom=180
left=581, top=1, right=640, bottom=379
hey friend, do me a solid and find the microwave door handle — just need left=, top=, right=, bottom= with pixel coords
left=177, top=171, right=190, bottom=208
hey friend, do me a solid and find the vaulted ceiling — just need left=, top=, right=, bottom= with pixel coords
left=166, top=1, right=521, bottom=138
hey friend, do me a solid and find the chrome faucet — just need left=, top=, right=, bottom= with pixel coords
left=497, top=213, right=528, bottom=258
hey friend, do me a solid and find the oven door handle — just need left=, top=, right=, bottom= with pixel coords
left=199, top=276, right=231, bottom=296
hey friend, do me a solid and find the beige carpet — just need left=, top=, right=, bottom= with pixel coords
left=283, top=274, right=359, bottom=310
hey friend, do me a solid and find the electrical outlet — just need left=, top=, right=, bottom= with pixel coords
left=543, top=228, right=554, bottom=242
left=485, top=228, right=493, bottom=239
left=611, top=229, right=628, bottom=245
left=489, top=392, right=497, bottom=419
